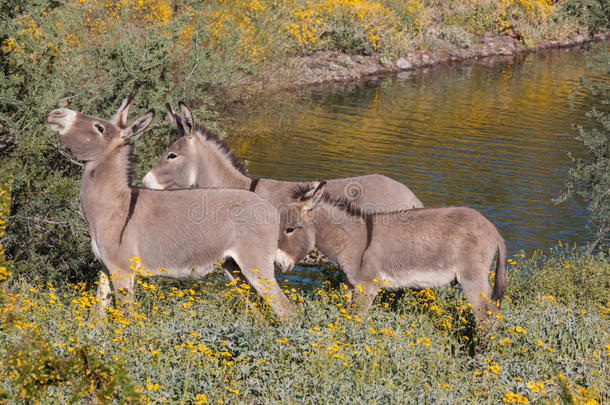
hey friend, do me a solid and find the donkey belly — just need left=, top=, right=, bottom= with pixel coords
left=377, top=268, right=457, bottom=290
left=154, top=263, right=216, bottom=280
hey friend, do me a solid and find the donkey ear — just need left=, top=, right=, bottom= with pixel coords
left=112, top=95, right=135, bottom=128
left=178, top=101, right=194, bottom=138
left=166, top=103, right=186, bottom=137
left=121, top=109, right=155, bottom=141
left=165, top=103, right=177, bottom=126
left=299, top=180, right=327, bottom=211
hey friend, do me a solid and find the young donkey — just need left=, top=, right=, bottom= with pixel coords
left=142, top=102, right=423, bottom=265
left=277, top=181, right=507, bottom=323
left=47, top=97, right=295, bottom=321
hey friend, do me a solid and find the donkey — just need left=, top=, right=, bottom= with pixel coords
left=142, top=102, right=423, bottom=265
left=275, top=180, right=507, bottom=324
left=47, top=97, right=295, bottom=322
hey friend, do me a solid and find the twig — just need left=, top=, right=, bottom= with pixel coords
left=54, top=143, right=83, bottom=167
left=587, top=227, right=609, bottom=255
left=187, top=55, right=199, bottom=80
left=9, top=215, right=72, bottom=227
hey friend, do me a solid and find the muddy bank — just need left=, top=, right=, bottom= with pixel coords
left=235, top=30, right=609, bottom=98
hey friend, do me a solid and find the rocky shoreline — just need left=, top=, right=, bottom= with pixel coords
left=239, top=30, right=609, bottom=97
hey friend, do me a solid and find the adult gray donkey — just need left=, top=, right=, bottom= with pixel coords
left=47, top=97, right=295, bottom=322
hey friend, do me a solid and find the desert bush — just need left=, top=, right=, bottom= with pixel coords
left=558, top=45, right=610, bottom=252
left=563, top=0, right=610, bottom=34
left=508, top=246, right=610, bottom=309
left=442, top=1, right=497, bottom=36
left=279, top=0, right=422, bottom=55
left=438, top=25, right=475, bottom=49
left=0, top=177, right=143, bottom=403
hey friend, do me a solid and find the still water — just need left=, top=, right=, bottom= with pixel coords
left=222, top=47, right=604, bottom=283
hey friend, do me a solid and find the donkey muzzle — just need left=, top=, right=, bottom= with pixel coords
left=274, top=249, right=296, bottom=273
left=47, top=108, right=76, bottom=135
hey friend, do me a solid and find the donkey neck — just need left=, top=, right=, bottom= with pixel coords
left=255, top=179, right=302, bottom=206
left=196, top=137, right=250, bottom=189
left=80, top=146, right=133, bottom=227
left=311, top=202, right=369, bottom=268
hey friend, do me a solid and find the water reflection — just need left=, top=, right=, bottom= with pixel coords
left=222, top=47, right=602, bottom=258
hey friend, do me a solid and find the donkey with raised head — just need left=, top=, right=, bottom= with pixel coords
left=142, top=102, right=423, bottom=265
left=47, top=97, right=295, bottom=322
left=276, top=180, right=506, bottom=324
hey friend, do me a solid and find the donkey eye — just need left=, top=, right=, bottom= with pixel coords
left=94, top=123, right=105, bottom=134
left=167, top=153, right=178, bottom=160
left=285, top=228, right=296, bottom=235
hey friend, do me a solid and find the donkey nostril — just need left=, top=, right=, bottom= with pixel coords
left=47, top=110, right=65, bottom=122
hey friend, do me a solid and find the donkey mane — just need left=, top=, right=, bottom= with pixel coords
left=292, top=183, right=424, bottom=219
left=290, top=183, right=312, bottom=200
left=123, top=143, right=137, bottom=185
left=93, top=143, right=137, bottom=185
left=290, top=183, right=372, bottom=219
left=191, top=123, right=248, bottom=175
left=292, top=183, right=373, bottom=254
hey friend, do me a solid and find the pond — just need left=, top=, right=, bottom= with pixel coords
left=221, top=46, right=604, bottom=286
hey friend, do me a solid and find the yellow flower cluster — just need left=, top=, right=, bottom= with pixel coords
left=77, top=0, right=172, bottom=34
left=282, top=0, right=417, bottom=52
left=496, top=0, right=553, bottom=37
left=0, top=178, right=12, bottom=283
left=404, top=288, right=475, bottom=333
left=1, top=15, right=48, bottom=64
left=187, top=1, right=269, bottom=63
left=503, top=390, right=529, bottom=403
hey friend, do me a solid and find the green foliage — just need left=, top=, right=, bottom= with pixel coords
left=508, top=246, right=610, bottom=308
left=563, top=0, right=610, bottom=33
left=560, top=45, right=610, bottom=252
left=442, top=3, right=497, bottom=36
left=0, top=173, right=142, bottom=403
left=321, top=15, right=376, bottom=55
left=1, top=331, right=144, bottom=403
left=438, top=25, right=474, bottom=49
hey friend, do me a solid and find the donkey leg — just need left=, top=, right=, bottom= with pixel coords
left=236, top=260, right=295, bottom=323
left=351, top=290, right=377, bottom=317
left=252, top=269, right=295, bottom=323
left=109, top=269, right=136, bottom=311
left=90, top=270, right=112, bottom=321
left=460, top=278, right=494, bottom=325
left=220, top=260, right=266, bottom=324
left=350, top=280, right=379, bottom=318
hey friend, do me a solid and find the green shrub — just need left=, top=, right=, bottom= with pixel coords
left=508, top=246, right=610, bottom=309
left=438, top=25, right=474, bottom=49
left=442, top=3, right=497, bottom=36
left=558, top=45, right=610, bottom=253
left=563, top=0, right=610, bottom=33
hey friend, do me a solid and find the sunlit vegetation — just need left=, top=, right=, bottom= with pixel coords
left=1, top=260, right=608, bottom=402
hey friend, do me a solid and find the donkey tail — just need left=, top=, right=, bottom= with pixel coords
left=492, top=241, right=507, bottom=302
